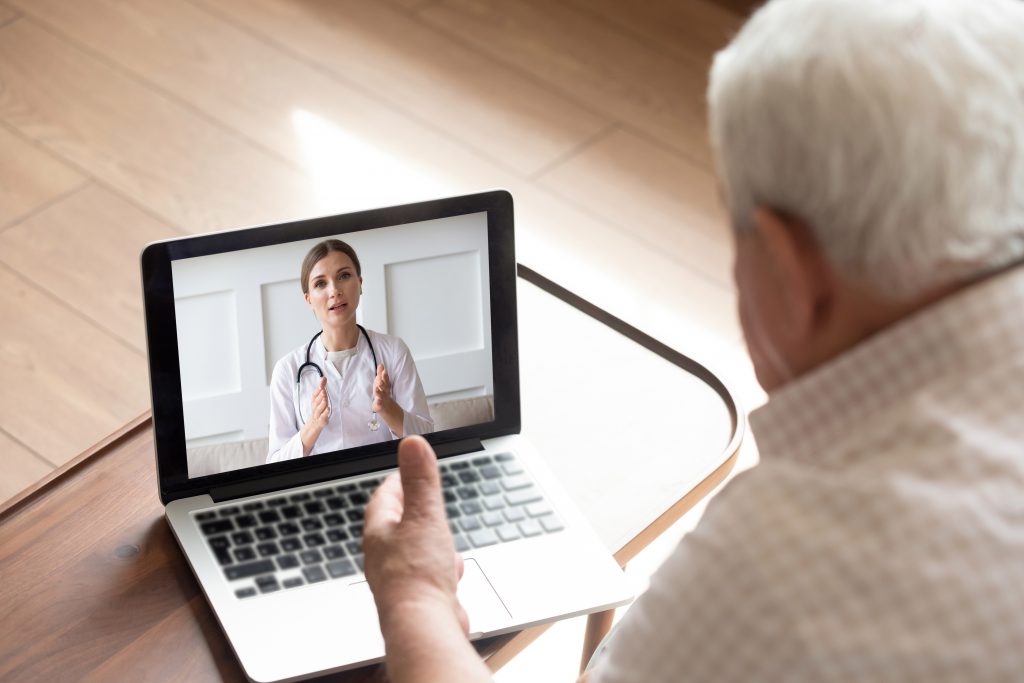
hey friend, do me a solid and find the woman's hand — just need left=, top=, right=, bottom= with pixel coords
left=300, top=376, right=330, bottom=455
left=373, top=364, right=406, bottom=436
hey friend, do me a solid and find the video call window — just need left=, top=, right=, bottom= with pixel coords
left=171, top=213, right=495, bottom=479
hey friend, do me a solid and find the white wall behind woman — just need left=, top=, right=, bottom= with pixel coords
left=171, top=212, right=492, bottom=448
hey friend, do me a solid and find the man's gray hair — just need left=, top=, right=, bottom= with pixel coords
left=708, top=0, right=1024, bottom=299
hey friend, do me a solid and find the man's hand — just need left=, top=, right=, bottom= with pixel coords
left=364, top=437, right=490, bottom=683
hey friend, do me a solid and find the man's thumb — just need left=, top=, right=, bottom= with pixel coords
left=397, top=436, right=442, bottom=519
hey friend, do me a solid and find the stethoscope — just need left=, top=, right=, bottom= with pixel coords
left=294, top=324, right=381, bottom=432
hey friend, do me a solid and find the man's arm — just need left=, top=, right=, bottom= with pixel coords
left=363, top=436, right=493, bottom=683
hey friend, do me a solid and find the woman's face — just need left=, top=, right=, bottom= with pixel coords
left=304, top=250, right=362, bottom=328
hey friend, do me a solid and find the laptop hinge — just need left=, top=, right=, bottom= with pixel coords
left=209, top=438, right=485, bottom=503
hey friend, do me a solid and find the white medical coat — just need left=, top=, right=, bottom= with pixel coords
left=266, top=328, right=433, bottom=462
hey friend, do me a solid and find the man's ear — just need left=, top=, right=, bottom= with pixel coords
left=752, top=208, right=832, bottom=341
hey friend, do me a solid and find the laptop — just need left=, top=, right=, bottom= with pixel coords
left=141, top=190, right=633, bottom=682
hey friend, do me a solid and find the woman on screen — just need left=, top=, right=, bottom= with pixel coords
left=267, top=239, right=433, bottom=462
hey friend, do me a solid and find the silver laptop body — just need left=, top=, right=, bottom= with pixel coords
left=142, top=190, right=632, bottom=682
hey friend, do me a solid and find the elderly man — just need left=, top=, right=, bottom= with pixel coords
left=363, top=0, right=1024, bottom=680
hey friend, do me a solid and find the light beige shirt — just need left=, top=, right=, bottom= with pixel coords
left=592, top=267, right=1024, bottom=682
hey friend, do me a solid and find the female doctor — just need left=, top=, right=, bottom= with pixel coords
left=266, top=239, right=433, bottom=462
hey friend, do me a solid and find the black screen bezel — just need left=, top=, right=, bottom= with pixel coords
left=142, top=190, right=518, bottom=504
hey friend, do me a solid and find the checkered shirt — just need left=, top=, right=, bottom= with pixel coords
left=590, top=267, right=1024, bottom=682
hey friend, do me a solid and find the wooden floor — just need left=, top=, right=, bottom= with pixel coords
left=0, top=0, right=761, bottom=504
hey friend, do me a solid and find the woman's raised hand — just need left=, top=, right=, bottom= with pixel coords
left=373, top=364, right=392, bottom=412
left=300, top=376, right=330, bottom=456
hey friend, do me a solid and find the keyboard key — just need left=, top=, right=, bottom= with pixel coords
left=482, top=512, right=503, bottom=527
left=496, top=525, right=522, bottom=542
left=300, top=518, right=323, bottom=532
left=242, top=502, right=265, bottom=512
left=346, top=509, right=364, bottom=523
left=479, top=481, right=501, bottom=496
left=526, top=503, right=554, bottom=518
left=234, top=546, right=256, bottom=562
left=348, top=491, right=369, bottom=506
left=283, top=577, right=305, bottom=589
left=313, top=488, right=334, bottom=499
left=346, top=541, right=362, bottom=555
left=277, top=554, right=299, bottom=570
left=323, top=545, right=346, bottom=560
left=454, top=534, right=470, bottom=552
left=540, top=516, right=565, bottom=533
left=518, top=519, right=543, bottom=537
left=302, top=565, right=327, bottom=583
left=300, top=549, right=324, bottom=565
left=501, top=475, right=532, bottom=491
left=445, top=504, right=461, bottom=519
left=460, top=501, right=483, bottom=516
left=209, top=535, right=231, bottom=550
left=505, top=488, right=543, bottom=506
left=225, top=559, right=275, bottom=581
left=323, top=513, right=345, bottom=527
left=267, top=497, right=288, bottom=507
left=471, top=456, right=493, bottom=466
left=277, top=522, right=300, bottom=537
left=443, top=490, right=457, bottom=504
left=358, top=478, right=381, bottom=490
left=235, top=514, right=258, bottom=529
left=335, top=483, right=356, bottom=494
left=450, top=461, right=470, bottom=471
left=258, top=510, right=281, bottom=525
left=326, top=528, right=349, bottom=543
left=195, top=511, right=217, bottom=522
left=326, top=496, right=349, bottom=511
left=494, top=453, right=514, bottom=462
left=458, top=470, right=481, bottom=484
left=348, top=524, right=363, bottom=539
left=235, top=587, right=257, bottom=599
left=352, top=555, right=365, bottom=572
left=501, top=462, right=525, bottom=476
left=503, top=507, right=526, bottom=523
left=482, top=495, right=505, bottom=512
left=219, top=505, right=241, bottom=517
left=212, top=546, right=233, bottom=565
left=280, top=537, right=302, bottom=552
left=459, top=517, right=482, bottom=532
left=468, top=528, right=498, bottom=548
left=303, top=501, right=326, bottom=515
left=254, top=526, right=278, bottom=541
left=449, top=521, right=459, bottom=535
left=480, top=465, right=502, bottom=480
left=290, top=492, right=312, bottom=503
left=281, top=506, right=302, bottom=520
left=326, top=559, right=356, bottom=578
left=303, top=533, right=326, bottom=547
left=256, top=542, right=280, bottom=557
left=441, top=474, right=458, bottom=488
left=231, top=531, right=254, bottom=546
left=456, top=487, right=479, bottom=500
left=200, top=519, right=233, bottom=535
left=256, top=575, right=280, bottom=593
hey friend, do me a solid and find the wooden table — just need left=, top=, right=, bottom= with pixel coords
left=0, top=268, right=742, bottom=681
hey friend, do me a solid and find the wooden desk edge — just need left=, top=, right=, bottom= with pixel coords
left=0, top=411, right=152, bottom=521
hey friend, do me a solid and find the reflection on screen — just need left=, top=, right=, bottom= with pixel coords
left=171, top=213, right=495, bottom=479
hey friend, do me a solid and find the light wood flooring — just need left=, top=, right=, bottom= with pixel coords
left=0, top=0, right=761, bottom=506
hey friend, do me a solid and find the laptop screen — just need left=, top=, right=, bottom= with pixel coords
left=171, top=212, right=494, bottom=480
left=142, top=191, right=519, bottom=502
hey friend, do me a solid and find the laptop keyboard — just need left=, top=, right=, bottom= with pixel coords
left=193, top=452, right=564, bottom=599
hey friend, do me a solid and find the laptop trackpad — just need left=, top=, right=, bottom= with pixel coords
left=456, top=558, right=512, bottom=637
left=349, top=559, right=510, bottom=638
